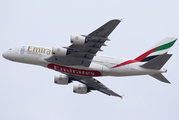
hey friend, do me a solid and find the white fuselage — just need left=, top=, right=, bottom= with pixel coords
left=2, top=45, right=166, bottom=77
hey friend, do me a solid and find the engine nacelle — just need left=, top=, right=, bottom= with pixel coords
left=52, top=47, right=68, bottom=56
left=73, top=83, right=89, bottom=94
left=71, top=35, right=88, bottom=45
left=54, top=75, right=69, bottom=85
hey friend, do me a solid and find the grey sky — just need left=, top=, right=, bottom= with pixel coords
left=1, top=0, right=179, bottom=120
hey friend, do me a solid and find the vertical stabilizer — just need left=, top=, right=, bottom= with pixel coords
left=134, top=37, right=177, bottom=62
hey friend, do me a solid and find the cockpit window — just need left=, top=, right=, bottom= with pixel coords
left=9, top=48, right=12, bottom=50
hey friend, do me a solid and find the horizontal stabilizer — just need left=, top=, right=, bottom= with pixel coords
left=150, top=73, right=171, bottom=83
left=140, top=54, right=172, bottom=70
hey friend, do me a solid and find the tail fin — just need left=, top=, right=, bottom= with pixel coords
left=134, top=37, right=177, bottom=62
left=137, top=37, right=177, bottom=84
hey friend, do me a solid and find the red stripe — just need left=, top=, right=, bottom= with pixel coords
left=111, top=60, right=137, bottom=68
left=112, top=46, right=159, bottom=69
left=134, top=46, right=159, bottom=61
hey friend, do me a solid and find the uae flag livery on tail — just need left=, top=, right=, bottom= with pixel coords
left=112, top=37, right=177, bottom=69
left=135, top=37, right=177, bottom=62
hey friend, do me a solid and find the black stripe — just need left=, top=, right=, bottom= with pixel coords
left=141, top=55, right=159, bottom=62
left=141, top=53, right=167, bottom=62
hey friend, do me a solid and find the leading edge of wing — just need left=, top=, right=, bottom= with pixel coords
left=68, top=74, right=123, bottom=99
left=88, top=19, right=122, bottom=38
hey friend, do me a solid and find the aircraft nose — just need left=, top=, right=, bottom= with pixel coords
left=2, top=52, right=7, bottom=59
left=2, top=51, right=11, bottom=60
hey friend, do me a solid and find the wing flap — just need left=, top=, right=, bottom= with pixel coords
left=81, top=78, right=123, bottom=98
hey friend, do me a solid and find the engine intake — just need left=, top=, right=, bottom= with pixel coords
left=54, top=75, right=70, bottom=85
left=73, top=83, right=90, bottom=94
left=71, top=35, right=88, bottom=45
left=52, top=47, right=68, bottom=56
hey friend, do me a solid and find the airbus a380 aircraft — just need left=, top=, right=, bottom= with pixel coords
left=2, top=19, right=177, bottom=98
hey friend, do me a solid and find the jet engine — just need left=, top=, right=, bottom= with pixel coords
left=73, top=83, right=90, bottom=94
left=52, top=47, right=68, bottom=56
left=71, top=35, right=88, bottom=45
left=54, top=75, right=70, bottom=85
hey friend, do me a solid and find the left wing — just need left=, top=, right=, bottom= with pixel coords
left=46, top=19, right=121, bottom=67
left=68, top=74, right=123, bottom=98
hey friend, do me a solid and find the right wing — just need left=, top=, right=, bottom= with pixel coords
left=68, top=74, right=123, bottom=98
left=45, top=19, right=121, bottom=67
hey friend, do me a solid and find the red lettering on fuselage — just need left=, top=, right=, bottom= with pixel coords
left=47, top=63, right=101, bottom=77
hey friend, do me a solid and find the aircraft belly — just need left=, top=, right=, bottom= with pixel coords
left=89, top=62, right=110, bottom=76
left=46, top=62, right=111, bottom=77
left=109, top=66, right=162, bottom=76
left=47, top=63, right=102, bottom=77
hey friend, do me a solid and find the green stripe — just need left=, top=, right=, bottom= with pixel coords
left=154, top=39, right=177, bottom=52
